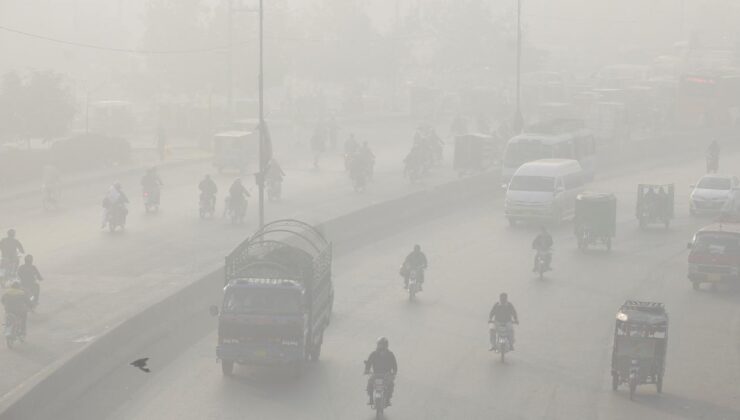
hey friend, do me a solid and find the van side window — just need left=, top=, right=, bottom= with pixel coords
left=563, top=172, right=584, bottom=189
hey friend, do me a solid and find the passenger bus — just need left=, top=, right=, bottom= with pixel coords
left=501, top=119, right=596, bottom=182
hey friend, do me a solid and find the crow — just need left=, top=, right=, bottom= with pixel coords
left=130, top=358, right=151, bottom=373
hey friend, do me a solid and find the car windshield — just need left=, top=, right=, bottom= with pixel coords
left=508, top=176, right=555, bottom=192
left=697, top=177, right=731, bottom=190
left=693, top=233, right=740, bottom=255
left=503, top=141, right=551, bottom=167
left=223, top=288, right=302, bottom=315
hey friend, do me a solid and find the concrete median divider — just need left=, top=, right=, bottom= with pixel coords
left=0, top=170, right=500, bottom=420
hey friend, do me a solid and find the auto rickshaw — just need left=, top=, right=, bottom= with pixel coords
left=636, top=184, right=674, bottom=229
left=574, top=192, right=617, bottom=251
left=212, top=130, right=259, bottom=174
left=611, top=301, right=668, bottom=400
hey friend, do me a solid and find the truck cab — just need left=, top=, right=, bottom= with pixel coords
left=687, top=221, right=740, bottom=290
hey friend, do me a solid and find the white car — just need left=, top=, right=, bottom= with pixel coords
left=689, top=175, right=739, bottom=215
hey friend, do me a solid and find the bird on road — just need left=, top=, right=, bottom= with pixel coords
left=130, top=358, right=151, bottom=373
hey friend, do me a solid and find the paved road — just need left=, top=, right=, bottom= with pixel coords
left=0, top=118, right=457, bottom=399
left=87, top=152, right=740, bottom=420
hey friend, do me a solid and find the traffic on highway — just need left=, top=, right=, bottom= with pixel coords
left=2, top=1, right=740, bottom=420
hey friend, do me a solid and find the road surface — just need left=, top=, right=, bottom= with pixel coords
left=61, top=151, right=740, bottom=419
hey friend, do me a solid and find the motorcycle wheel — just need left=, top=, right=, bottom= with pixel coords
left=408, top=286, right=415, bottom=301
left=538, top=267, right=544, bottom=281
left=656, top=374, right=663, bottom=393
left=639, top=217, right=646, bottom=230
left=109, top=223, right=116, bottom=233
left=606, top=237, right=612, bottom=252
left=500, top=348, right=506, bottom=363
left=375, top=397, right=384, bottom=419
left=612, top=373, right=619, bottom=391
left=6, top=333, right=14, bottom=349
left=629, top=376, right=637, bottom=400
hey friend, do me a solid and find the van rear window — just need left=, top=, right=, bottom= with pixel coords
left=693, top=232, right=740, bottom=255
left=509, top=176, right=555, bottom=192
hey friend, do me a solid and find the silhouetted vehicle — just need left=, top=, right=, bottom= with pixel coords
left=574, top=192, right=616, bottom=251
left=211, top=220, right=334, bottom=377
left=611, top=301, right=668, bottom=400
left=636, top=184, right=674, bottom=229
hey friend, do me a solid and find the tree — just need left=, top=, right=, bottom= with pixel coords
left=0, top=70, right=75, bottom=143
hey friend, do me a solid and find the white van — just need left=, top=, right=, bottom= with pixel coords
left=504, top=159, right=585, bottom=225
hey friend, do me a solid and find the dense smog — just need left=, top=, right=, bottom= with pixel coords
left=0, top=1, right=739, bottom=419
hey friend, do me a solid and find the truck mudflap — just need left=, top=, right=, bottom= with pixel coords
left=217, top=343, right=304, bottom=365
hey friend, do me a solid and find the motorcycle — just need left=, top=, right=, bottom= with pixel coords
left=225, top=196, right=247, bottom=225
left=706, top=154, right=719, bottom=173
left=534, top=249, right=551, bottom=280
left=407, top=269, right=422, bottom=300
left=199, top=193, right=216, bottom=219
left=22, top=282, right=40, bottom=311
left=143, top=189, right=160, bottom=213
left=42, top=184, right=60, bottom=211
left=489, top=322, right=513, bottom=362
left=267, top=178, right=282, bottom=201
left=4, top=312, right=24, bottom=349
left=107, top=205, right=128, bottom=232
left=366, top=372, right=392, bottom=419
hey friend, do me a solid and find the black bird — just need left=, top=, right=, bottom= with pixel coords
left=130, top=358, right=151, bottom=373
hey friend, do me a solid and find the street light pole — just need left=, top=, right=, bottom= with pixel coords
left=258, top=0, right=265, bottom=229
left=514, top=0, right=523, bottom=132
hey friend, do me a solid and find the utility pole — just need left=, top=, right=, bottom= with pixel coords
left=227, top=0, right=234, bottom=119
left=258, top=0, right=265, bottom=229
left=514, top=0, right=523, bottom=133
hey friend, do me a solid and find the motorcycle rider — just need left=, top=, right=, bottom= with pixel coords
left=266, top=158, right=285, bottom=189
left=2, top=282, right=29, bottom=337
left=401, top=244, right=428, bottom=289
left=101, top=183, right=129, bottom=229
left=358, top=141, right=376, bottom=180
left=344, top=134, right=359, bottom=172
left=228, top=178, right=250, bottom=217
left=364, top=337, right=398, bottom=406
left=141, top=167, right=163, bottom=204
left=532, top=227, right=553, bottom=271
left=0, top=229, right=25, bottom=283
left=199, top=174, right=218, bottom=209
left=488, top=293, right=519, bottom=351
left=17, top=255, right=42, bottom=309
left=707, top=140, right=720, bottom=173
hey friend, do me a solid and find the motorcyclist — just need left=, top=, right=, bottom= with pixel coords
left=707, top=140, right=720, bottom=173
left=364, top=337, right=398, bottom=406
left=141, top=167, right=163, bottom=203
left=0, top=229, right=25, bottom=283
left=2, top=282, right=29, bottom=337
left=344, top=134, right=359, bottom=172
left=643, top=186, right=658, bottom=216
left=266, top=158, right=285, bottom=184
left=228, top=178, right=250, bottom=214
left=358, top=142, right=376, bottom=180
left=17, top=255, right=42, bottom=308
left=488, top=293, right=519, bottom=351
left=532, top=227, right=553, bottom=271
left=101, top=183, right=129, bottom=229
left=401, top=244, right=428, bottom=289
left=199, top=174, right=218, bottom=207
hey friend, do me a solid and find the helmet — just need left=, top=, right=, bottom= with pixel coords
left=500, top=292, right=508, bottom=301
left=414, top=244, right=421, bottom=252
left=7, top=229, right=15, bottom=238
left=376, top=337, right=389, bottom=350
left=113, top=182, right=122, bottom=190
left=24, top=255, right=33, bottom=264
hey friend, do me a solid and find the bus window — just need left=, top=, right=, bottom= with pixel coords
left=553, top=141, right=574, bottom=159
left=503, top=142, right=549, bottom=167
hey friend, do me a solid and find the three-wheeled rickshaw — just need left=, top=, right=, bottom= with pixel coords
left=574, top=192, right=617, bottom=251
left=611, top=301, right=668, bottom=400
left=212, top=130, right=259, bottom=174
left=636, top=184, right=674, bottom=229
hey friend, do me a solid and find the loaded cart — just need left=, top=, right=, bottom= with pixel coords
left=212, top=219, right=334, bottom=377
left=574, top=192, right=617, bottom=251
left=611, top=301, right=668, bottom=400
left=636, top=184, right=674, bottom=229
